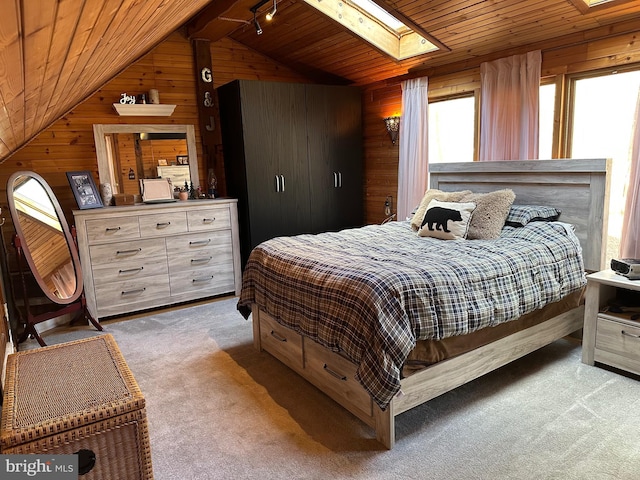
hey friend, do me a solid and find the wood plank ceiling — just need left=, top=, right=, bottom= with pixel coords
left=2, top=0, right=640, bottom=164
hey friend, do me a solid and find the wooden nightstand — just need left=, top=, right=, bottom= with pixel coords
left=582, top=269, right=640, bottom=375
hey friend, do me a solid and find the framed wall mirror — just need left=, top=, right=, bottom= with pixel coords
left=7, top=171, right=102, bottom=346
left=93, top=124, right=199, bottom=199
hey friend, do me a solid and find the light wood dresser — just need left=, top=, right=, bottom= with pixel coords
left=73, top=199, right=241, bottom=321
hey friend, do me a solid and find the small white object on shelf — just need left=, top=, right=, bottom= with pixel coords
left=112, top=103, right=176, bottom=116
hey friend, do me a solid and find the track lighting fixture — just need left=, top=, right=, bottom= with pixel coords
left=265, top=0, right=277, bottom=21
left=253, top=11, right=263, bottom=35
left=250, top=0, right=272, bottom=35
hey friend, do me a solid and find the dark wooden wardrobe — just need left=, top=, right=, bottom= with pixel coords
left=218, top=79, right=363, bottom=266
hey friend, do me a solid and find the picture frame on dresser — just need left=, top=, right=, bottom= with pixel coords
left=66, top=171, right=103, bottom=209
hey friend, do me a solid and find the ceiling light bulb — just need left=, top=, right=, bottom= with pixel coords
left=266, top=0, right=277, bottom=21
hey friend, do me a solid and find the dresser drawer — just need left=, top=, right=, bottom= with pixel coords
left=595, top=316, right=640, bottom=375
left=86, top=217, right=140, bottom=244
left=94, top=275, right=171, bottom=316
left=259, top=311, right=304, bottom=371
left=167, top=242, right=233, bottom=271
left=92, top=258, right=169, bottom=287
left=303, top=338, right=372, bottom=420
left=89, top=238, right=166, bottom=267
left=166, top=230, right=231, bottom=255
left=169, top=263, right=235, bottom=296
left=187, top=207, right=230, bottom=232
left=139, top=211, right=187, bottom=238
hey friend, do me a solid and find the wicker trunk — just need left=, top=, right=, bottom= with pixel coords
left=0, top=334, right=153, bottom=480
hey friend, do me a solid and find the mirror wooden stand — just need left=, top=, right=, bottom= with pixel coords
left=7, top=171, right=102, bottom=347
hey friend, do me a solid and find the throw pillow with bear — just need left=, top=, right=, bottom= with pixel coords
left=418, top=199, right=476, bottom=240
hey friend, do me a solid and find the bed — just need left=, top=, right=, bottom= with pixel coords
left=238, top=158, right=611, bottom=449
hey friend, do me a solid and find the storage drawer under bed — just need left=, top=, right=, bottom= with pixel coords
left=259, top=311, right=304, bottom=372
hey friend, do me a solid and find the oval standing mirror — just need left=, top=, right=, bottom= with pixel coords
left=7, top=171, right=82, bottom=304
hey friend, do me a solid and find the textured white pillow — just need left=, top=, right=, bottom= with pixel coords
left=418, top=200, right=476, bottom=240
left=460, top=189, right=516, bottom=240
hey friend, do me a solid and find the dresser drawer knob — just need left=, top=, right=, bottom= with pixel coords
left=105, top=227, right=121, bottom=232
left=116, top=248, right=142, bottom=255
left=189, top=239, right=211, bottom=246
left=203, top=217, right=215, bottom=224
left=122, top=287, right=146, bottom=296
left=621, top=330, right=640, bottom=339
left=191, top=257, right=213, bottom=264
left=192, top=275, right=214, bottom=283
left=156, top=221, right=171, bottom=228
left=119, top=267, right=144, bottom=274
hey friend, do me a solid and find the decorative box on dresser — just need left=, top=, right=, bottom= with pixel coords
left=73, top=199, right=241, bottom=321
left=582, top=269, right=640, bottom=376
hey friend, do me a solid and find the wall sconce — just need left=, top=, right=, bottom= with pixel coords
left=383, top=116, right=401, bottom=145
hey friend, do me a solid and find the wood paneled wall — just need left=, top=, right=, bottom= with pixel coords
left=4, top=24, right=640, bottom=251
left=1, top=32, right=202, bottom=228
left=362, top=27, right=640, bottom=225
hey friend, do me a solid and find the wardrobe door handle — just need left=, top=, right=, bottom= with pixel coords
left=334, top=172, right=338, bottom=188
left=338, top=171, right=343, bottom=188
left=280, top=175, right=285, bottom=192
left=275, top=175, right=280, bottom=192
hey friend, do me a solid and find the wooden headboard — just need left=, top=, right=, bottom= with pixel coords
left=429, top=159, right=611, bottom=272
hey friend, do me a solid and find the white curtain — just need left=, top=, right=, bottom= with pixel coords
left=398, top=77, right=429, bottom=220
left=620, top=87, right=640, bottom=258
left=479, top=50, right=541, bottom=161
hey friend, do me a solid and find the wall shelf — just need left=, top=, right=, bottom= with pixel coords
left=112, top=103, right=176, bottom=116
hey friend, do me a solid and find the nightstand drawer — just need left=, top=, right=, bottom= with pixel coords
left=595, top=316, right=640, bottom=375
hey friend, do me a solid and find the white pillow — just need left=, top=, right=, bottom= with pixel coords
left=418, top=200, right=477, bottom=240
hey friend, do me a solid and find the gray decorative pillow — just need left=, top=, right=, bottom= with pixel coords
left=505, top=205, right=561, bottom=227
left=459, top=189, right=516, bottom=240
left=418, top=200, right=476, bottom=240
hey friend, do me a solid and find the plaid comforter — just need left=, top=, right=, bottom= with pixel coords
left=237, top=220, right=586, bottom=410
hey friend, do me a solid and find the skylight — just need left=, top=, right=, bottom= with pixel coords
left=302, top=0, right=440, bottom=61
left=350, top=0, right=404, bottom=32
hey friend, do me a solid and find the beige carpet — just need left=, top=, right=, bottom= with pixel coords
left=22, top=296, right=640, bottom=479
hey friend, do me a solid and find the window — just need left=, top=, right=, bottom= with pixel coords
left=538, top=82, right=556, bottom=159
left=428, top=95, right=475, bottom=163
left=567, top=69, right=640, bottom=263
